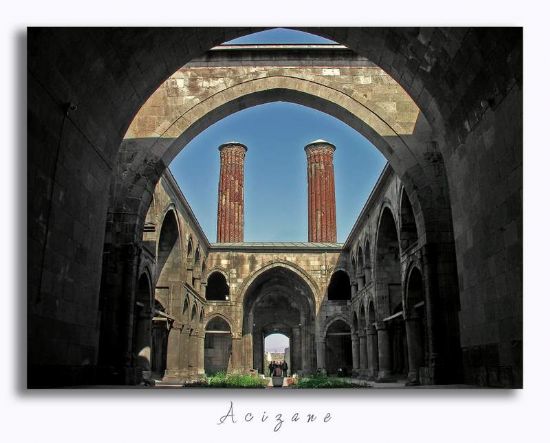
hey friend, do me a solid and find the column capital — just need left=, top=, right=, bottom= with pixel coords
left=304, top=139, right=336, bottom=154
left=218, top=141, right=248, bottom=153
left=366, top=326, right=377, bottom=335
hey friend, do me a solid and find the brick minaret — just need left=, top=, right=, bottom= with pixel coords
left=305, top=140, right=337, bottom=243
left=217, top=142, right=247, bottom=243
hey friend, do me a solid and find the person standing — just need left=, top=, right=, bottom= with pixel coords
left=282, top=360, right=288, bottom=377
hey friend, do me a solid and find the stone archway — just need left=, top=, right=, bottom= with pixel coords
left=109, top=41, right=456, bottom=384
left=324, top=318, right=353, bottom=376
left=242, top=266, right=316, bottom=375
left=28, top=28, right=522, bottom=387
left=375, top=206, right=405, bottom=380
left=204, top=316, right=232, bottom=375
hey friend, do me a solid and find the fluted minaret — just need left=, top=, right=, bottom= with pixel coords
left=217, top=142, right=247, bottom=242
left=305, top=140, right=336, bottom=243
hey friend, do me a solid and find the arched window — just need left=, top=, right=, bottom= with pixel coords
left=400, top=189, right=419, bottom=251
left=204, top=316, right=232, bottom=375
left=194, top=247, right=200, bottom=265
left=364, top=240, right=372, bottom=284
left=192, top=248, right=201, bottom=290
left=182, top=297, right=189, bottom=315
left=357, top=246, right=365, bottom=288
left=206, top=272, right=230, bottom=301
left=327, top=270, right=351, bottom=301
left=359, top=303, right=366, bottom=329
left=325, top=319, right=352, bottom=375
left=157, top=210, right=180, bottom=284
left=375, top=207, right=401, bottom=313
left=368, top=300, right=376, bottom=326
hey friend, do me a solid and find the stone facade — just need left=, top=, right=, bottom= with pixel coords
left=131, top=163, right=458, bottom=384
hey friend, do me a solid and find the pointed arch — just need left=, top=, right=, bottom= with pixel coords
left=204, top=315, right=233, bottom=375
left=206, top=271, right=230, bottom=301
left=400, top=187, right=419, bottom=251
left=156, top=208, right=182, bottom=286
left=357, top=245, right=365, bottom=288
left=324, top=316, right=353, bottom=376
left=327, top=269, right=352, bottom=301
left=375, top=206, right=401, bottom=316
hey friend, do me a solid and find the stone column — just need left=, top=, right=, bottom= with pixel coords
left=243, top=333, right=253, bottom=372
left=292, top=326, right=302, bottom=373
left=134, top=307, right=152, bottom=380
left=316, top=338, right=326, bottom=374
left=405, top=314, right=424, bottom=384
left=164, top=324, right=182, bottom=381
left=187, top=329, right=199, bottom=378
left=217, top=142, right=247, bottom=243
left=305, top=140, right=337, bottom=243
left=359, top=330, right=368, bottom=377
left=231, top=335, right=242, bottom=373
left=301, top=325, right=312, bottom=373
left=253, top=329, right=263, bottom=373
left=376, top=322, right=392, bottom=380
left=367, top=326, right=378, bottom=379
left=177, top=325, right=189, bottom=378
left=197, top=331, right=205, bottom=376
left=351, top=333, right=360, bottom=376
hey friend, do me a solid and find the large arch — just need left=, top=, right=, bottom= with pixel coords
left=237, top=260, right=319, bottom=303
left=112, top=49, right=459, bottom=385
left=119, top=75, right=435, bottom=246
left=242, top=265, right=317, bottom=375
left=28, top=28, right=522, bottom=387
left=374, top=206, right=403, bottom=379
left=375, top=206, right=402, bottom=317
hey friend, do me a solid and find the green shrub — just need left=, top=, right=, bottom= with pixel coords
left=206, top=372, right=268, bottom=388
left=293, top=374, right=357, bottom=389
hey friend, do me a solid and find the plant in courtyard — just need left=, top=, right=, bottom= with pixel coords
left=206, top=372, right=268, bottom=388
left=293, top=374, right=357, bottom=389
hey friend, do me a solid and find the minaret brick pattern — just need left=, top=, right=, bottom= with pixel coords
left=305, top=140, right=337, bottom=243
left=217, top=142, right=247, bottom=243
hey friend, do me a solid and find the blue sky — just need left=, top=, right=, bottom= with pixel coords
left=265, top=333, right=289, bottom=354
left=224, top=27, right=336, bottom=45
left=169, top=29, right=387, bottom=244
